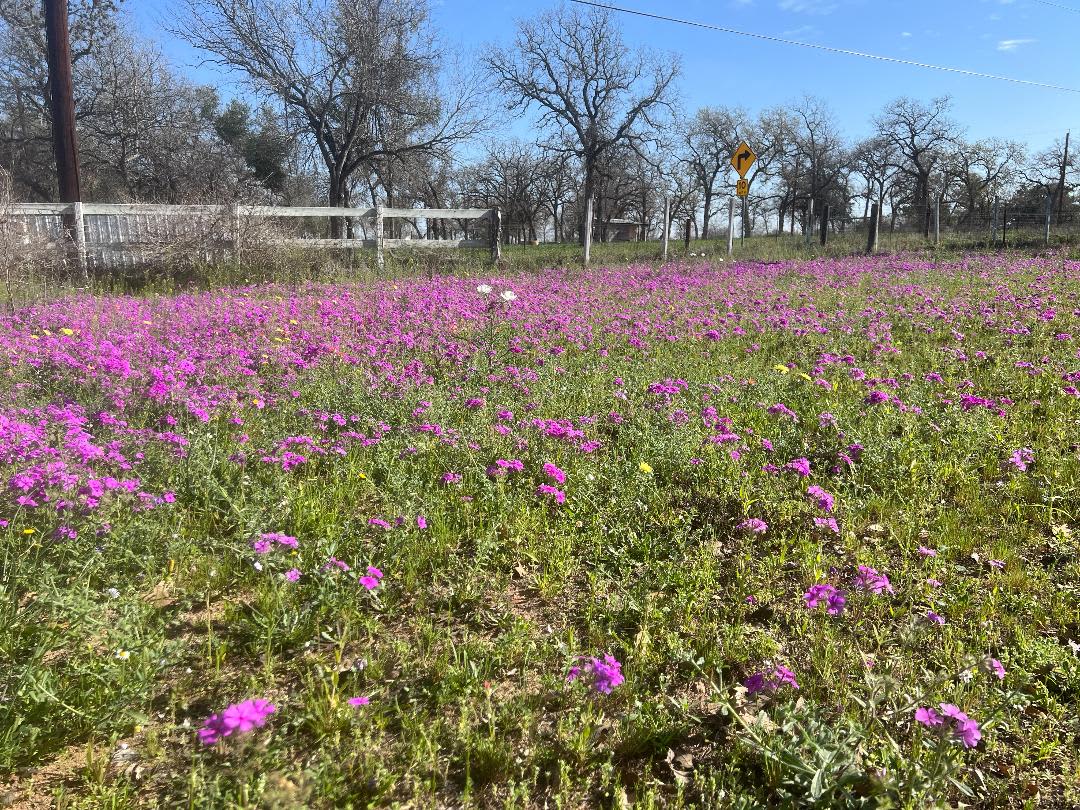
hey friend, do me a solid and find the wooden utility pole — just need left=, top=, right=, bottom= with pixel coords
left=44, top=0, right=80, bottom=205
left=1057, top=131, right=1069, bottom=226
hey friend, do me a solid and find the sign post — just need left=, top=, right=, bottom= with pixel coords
left=730, top=142, right=756, bottom=245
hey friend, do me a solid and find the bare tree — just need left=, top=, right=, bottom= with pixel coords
left=175, top=0, right=486, bottom=234
left=464, top=141, right=551, bottom=243
left=485, top=3, right=679, bottom=244
left=851, top=135, right=899, bottom=220
left=874, top=96, right=961, bottom=236
left=681, top=106, right=744, bottom=239
left=1022, top=137, right=1077, bottom=223
left=739, top=107, right=794, bottom=236
left=946, top=138, right=1025, bottom=224
left=790, top=97, right=848, bottom=217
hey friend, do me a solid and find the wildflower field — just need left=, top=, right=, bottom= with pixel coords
left=2, top=253, right=1079, bottom=808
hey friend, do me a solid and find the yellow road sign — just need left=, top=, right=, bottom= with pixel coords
left=736, top=179, right=749, bottom=197
left=731, top=141, right=757, bottom=178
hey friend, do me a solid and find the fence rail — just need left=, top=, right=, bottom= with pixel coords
left=4, top=202, right=502, bottom=271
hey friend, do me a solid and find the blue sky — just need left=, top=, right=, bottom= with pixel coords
left=133, top=0, right=1078, bottom=151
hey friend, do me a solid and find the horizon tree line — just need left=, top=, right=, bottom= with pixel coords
left=2, top=0, right=1075, bottom=242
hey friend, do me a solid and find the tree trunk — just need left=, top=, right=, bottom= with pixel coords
left=702, top=189, right=713, bottom=240
left=328, top=167, right=345, bottom=238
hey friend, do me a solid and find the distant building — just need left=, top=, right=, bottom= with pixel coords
left=596, top=218, right=640, bottom=242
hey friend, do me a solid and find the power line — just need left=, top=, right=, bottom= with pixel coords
left=1027, top=0, right=1080, bottom=13
left=569, top=0, right=1080, bottom=94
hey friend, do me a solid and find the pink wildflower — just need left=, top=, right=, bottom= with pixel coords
left=536, top=484, right=566, bottom=504
left=198, top=698, right=276, bottom=745
left=543, top=462, right=567, bottom=484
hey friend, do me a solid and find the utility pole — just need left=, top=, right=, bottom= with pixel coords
left=1057, top=131, right=1069, bottom=227
left=44, top=0, right=81, bottom=204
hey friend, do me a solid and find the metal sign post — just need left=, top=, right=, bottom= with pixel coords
left=730, top=142, right=756, bottom=248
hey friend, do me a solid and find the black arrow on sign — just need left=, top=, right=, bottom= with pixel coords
left=736, top=149, right=752, bottom=171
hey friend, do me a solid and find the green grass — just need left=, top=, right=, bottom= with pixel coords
left=1, top=252, right=1079, bottom=808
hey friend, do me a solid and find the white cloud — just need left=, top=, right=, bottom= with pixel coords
left=997, top=38, right=1036, bottom=51
left=781, top=24, right=821, bottom=39
left=778, top=0, right=838, bottom=14
left=901, top=31, right=912, bottom=37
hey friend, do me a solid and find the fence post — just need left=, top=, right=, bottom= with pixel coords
left=1045, top=192, right=1052, bottom=247
left=934, top=194, right=941, bottom=246
left=866, top=202, right=879, bottom=254
left=990, top=197, right=998, bottom=245
left=819, top=204, right=830, bottom=246
left=70, top=201, right=87, bottom=281
left=375, top=205, right=384, bottom=272
left=490, top=208, right=501, bottom=262
left=804, top=199, right=813, bottom=246
left=583, top=196, right=593, bottom=266
left=662, top=197, right=669, bottom=263
left=727, top=196, right=734, bottom=257
left=231, top=202, right=241, bottom=267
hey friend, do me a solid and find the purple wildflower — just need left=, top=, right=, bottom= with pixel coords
left=536, top=483, right=566, bottom=504
left=568, top=654, right=624, bottom=694
left=785, top=458, right=811, bottom=477
left=814, top=517, right=840, bottom=534
left=803, top=583, right=846, bottom=615
left=915, top=706, right=943, bottom=727
left=806, top=485, right=835, bottom=513
left=738, top=518, right=768, bottom=534
left=198, top=698, right=276, bottom=745
left=744, top=665, right=799, bottom=694
left=1007, top=448, right=1035, bottom=472
left=853, top=565, right=894, bottom=594
left=543, top=462, right=567, bottom=484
